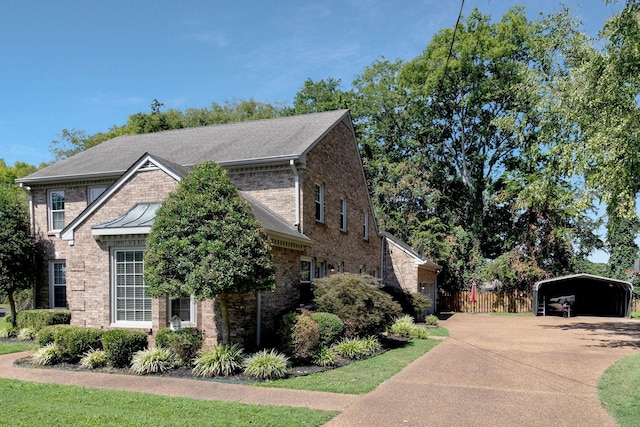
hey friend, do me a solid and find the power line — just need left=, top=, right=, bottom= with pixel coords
left=438, top=0, right=465, bottom=92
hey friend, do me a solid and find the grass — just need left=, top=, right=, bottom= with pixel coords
left=0, top=379, right=337, bottom=427
left=257, top=338, right=440, bottom=394
left=631, top=312, right=640, bottom=319
left=598, top=354, right=640, bottom=426
left=0, top=341, right=37, bottom=355
left=422, top=326, right=449, bottom=336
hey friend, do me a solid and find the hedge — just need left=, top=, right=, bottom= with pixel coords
left=15, top=309, right=71, bottom=331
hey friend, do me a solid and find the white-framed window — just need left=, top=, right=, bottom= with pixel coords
left=363, top=211, right=369, bottom=240
left=340, top=198, right=348, bottom=232
left=338, top=262, right=345, bottom=274
left=315, top=183, right=325, bottom=223
left=48, top=189, right=65, bottom=231
left=111, top=248, right=151, bottom=327
left=49, top=261, right=67, bottom=309
left=301, top=257, right=313, bottom=283
left=170, top=295, right=196, bottom=327
left=88, top=185, right=107, bottom=204
left=315, top=260, right=327, bottom=279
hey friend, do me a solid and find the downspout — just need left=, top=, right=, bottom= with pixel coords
left=20, top=183, right=36, bottom=309
left=289, top=159, right=301, bottom=232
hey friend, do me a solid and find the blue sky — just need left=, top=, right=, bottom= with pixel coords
left=0, top=0, right=624, bottom=261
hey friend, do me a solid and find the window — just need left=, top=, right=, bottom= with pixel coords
left=363, top=211, right=369, bottom=240
left=49, top=261, right=67, bottom=309
left=340, top=198, right=347, bottom=231
left=170, top=296, right=196, bottom=327
left=315, top=260, right=327, bottom=279
left=88, top=186, right=107, bottom=204
left=359, top=265, right=366, bottom=275
left=315, top=184, right=325, bottom=223
left=300, top=258, right=313, bottom=283
left=338, top=262, right=345, bottom=273
left=112, top=249, right=151, bottom=327
left=48, top=190, right=65, bottom=230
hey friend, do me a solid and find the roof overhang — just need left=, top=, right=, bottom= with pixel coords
left=534, top=273, right=633, bottom=293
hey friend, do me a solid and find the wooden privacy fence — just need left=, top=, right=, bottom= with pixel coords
left=441, top=291, right=532, bottom=314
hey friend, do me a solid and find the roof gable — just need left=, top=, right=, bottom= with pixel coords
left=19, top=110, right=350, bottom=184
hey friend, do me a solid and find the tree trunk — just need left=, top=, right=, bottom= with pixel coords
left=7, top=289, right=17, bottom=328
left=218, top=293, right=231, bottom=345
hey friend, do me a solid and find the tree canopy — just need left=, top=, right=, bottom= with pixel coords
left=144, top=161, right=275, bottom=342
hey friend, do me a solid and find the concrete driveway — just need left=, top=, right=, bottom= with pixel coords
left=326, top=314, right=640, bottom=426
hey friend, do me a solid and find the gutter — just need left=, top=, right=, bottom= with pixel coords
left=289, top=159, right=301, bottom=232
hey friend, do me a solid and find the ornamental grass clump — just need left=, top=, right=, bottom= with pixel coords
left=130, top=348, right=178, bottom=375
left=333, top=336, right=381, bottom=360
left=17, top=327, right=36, bottom=341
left=312, top=346, right=337, bottom=367
left=425, top=315, right=439, bottom=326
left=243, top=349, right=289, bottom=380
left=32, top=343, right=61, bottom=366
left=388, top=315, right=428, bottom=339
left=79, top=349, right=108, bottom=369
left=192, top=344, right=244, bottom=377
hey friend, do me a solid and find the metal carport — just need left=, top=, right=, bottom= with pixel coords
left=533, top=273, right=633, bottom=318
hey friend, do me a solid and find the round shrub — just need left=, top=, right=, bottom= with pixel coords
left=155, top=328, right=203, bottom=365
left=102, top=329, right=148, bottom=368
left=310, top=312, right=345, bottom=347
left=382, top=287, right=432, bottom=321
left=290, top=314, right=320, bottom=362
left=243, top=349, right=289, bottom=380
left=54, top=326, right=104, bottom=363
left=192, top=344, right=244, bottom=377
left=36, top=324, right=70, bottom=347
left=314, top=273, right=402, bottom=337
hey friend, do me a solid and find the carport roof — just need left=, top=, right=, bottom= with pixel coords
left=534, top=273, right=632, bottom=292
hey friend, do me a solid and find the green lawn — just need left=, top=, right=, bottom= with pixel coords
left=0, top=341, right=36, bottom=355
left=599, top=354, right=640, bottom=426
left=0, top=379, right=336, bottom=427
left=257, top=338, right=441, bottom=394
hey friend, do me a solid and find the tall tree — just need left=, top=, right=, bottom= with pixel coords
left=144, top=161, right=276, bottom=344
left=0, top=186, right=36, bottom=327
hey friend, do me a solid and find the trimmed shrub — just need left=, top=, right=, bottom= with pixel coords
left=130, top=348, right=178, bottom=375
left=16, top=309, right=71, bottom=331
left=382, top=287, right=432, bottom=321
left=243, top=349, right=289, bottom=380
left=79, top=349, right=108, bottom=369
left=54, top=326, right=104, bottom=363
left=312, top=346, right=337, bottom=367
left=311, top=312, right=345, bottom=347
left=102, top=329, right=148, bottom=368
left=290, top=314, right=320, bottom=362
left=36, top=324, right=71, bottom=347
left=155, top=328, right=203, bottom=365
left=314, top=273, right=402, bottom=337
left=32, top=343, right=61, bottom=366
left=192, top=344, right=244, bottom=377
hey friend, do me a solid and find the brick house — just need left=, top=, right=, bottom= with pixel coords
left=18, top=110, right=396, bottom=348
left=381, top=232, right=441, bottom=315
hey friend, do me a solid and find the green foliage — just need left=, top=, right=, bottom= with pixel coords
left=312, top=346, right=337, bottom=367
left=243, top=349, right=289, bottom=380
left=0, top=326, right=18, bottom=338
left=32, top=343, right=61, bottom=366
left=332, top=337, right=380, bottom=360
left=36, top=324, right=70, bottom=347
left=79, top=349, right=108, bottom=369
left=17, top=327, right=36, bottom=341
left=144, top=161, right=275, bottom=343
left=425, top=315, right=439, bottom=326
left=53, top=326, right=103, bottom=363
left=388, top=315, right=428, bottom=339
left=289, top=314, right=320, bottom=362
left=0, top=186, right=37, bottom=327
left=16, top=309, right=71, bottom=331
left=130, top=348, right=178, bottom=375
left=192, top=344, right=245, bottom=377
left=101, top=329, right=148, bottom=368
left=314, top=273, right=402, bottom=337
left=154, top=328, right=203, bottom=365
left=310, top=312, right=345, bottom=347
left=382, top=286, right=432, bottom=320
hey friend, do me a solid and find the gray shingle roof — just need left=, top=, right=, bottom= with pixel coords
left=19, top=110, right=350, bottom=184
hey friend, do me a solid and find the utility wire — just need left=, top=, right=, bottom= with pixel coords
left=437, top=0, right=465, bottom=92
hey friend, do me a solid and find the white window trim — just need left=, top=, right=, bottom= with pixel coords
left=48, top=189, right=65, bottom=231
left=169, top=295, right=196, bottom=328
left=49, top=260, right=67, bottom=309
left=340, top=198, right=348, bottom=232
left=110, top=247, right=152, bottom=328
left=301, top=256, right=313, bottom=283
left=315, top=183, right=325, bottom=223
